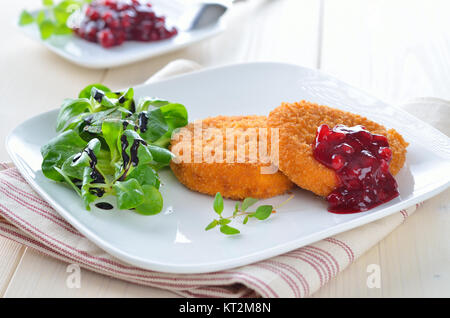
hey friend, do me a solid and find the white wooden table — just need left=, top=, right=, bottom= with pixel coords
left=0, top=0, right=449, bottom=297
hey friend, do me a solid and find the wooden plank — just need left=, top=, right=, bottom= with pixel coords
left=4, top=0, right=321, bottom=297
left=313, top=190, right=450, bottom=297
left=321, top=0, right=450, bottom=104
left=312, top=243, right=383, bottom=298
left=0, top=239, right=25, bottom=297
left=316, top=0, right=450, bottom=297
left=378, top=190, right=450, bottom=297
left=4, top=249, right=180, bottom=298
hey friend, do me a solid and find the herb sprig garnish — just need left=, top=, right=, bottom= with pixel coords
left=41, top=83, right=188, bottom=215
left=19, top=0, right=90, bottom=40
left=205, top=193, right=294, bottom=235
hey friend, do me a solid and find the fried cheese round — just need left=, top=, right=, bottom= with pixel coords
left=268, top=101, right=408, bottom=197
left=170, top=115, right=294, bottom=199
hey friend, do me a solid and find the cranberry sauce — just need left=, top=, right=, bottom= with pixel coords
left=313, top=124, right=399, bottom=213
left=73, top=0, right=178, bottom=48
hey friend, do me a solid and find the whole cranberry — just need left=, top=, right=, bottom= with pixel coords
left=378, top=147, right=392, bottom=161
left=104, top=0, right=117, bottom=10
left=86, top=7, right=100, bottom=20
left=331, top=154, right=345, bottom=170
left=98, top=28, right=115, bottom=48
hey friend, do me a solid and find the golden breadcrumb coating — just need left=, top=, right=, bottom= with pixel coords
left=268, top=101, right=409, bottom=197
left=169, top=115, right=294, bottom=199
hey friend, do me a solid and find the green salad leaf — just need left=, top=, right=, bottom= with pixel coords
left=41, top=83, right=188, bottom=215
left=135, top=185, right=163, bottom=215
left=43, top=0, right=55, bottom=7
left=113, top=179, right=145, bottom=210
left=56, top=98, right=92, bottom=132
left=19, top=0, right=91, bottom=40
left=41, top=129, right=87, bottom=181
left=19, top=10, right=34, bottom=26
left=39, top=19, right=55, bottom=40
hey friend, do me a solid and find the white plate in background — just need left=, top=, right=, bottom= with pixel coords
left=18, top=0, right=227, bottom=68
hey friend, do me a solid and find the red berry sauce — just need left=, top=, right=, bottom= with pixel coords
left=313, top=124, right=399, bottom=213
left=73, top=0, right=178, bottom=48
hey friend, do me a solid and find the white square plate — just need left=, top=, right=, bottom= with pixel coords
left=18, top=0, right=226, bottom=68
left=6, top=62, right=450, bottom=273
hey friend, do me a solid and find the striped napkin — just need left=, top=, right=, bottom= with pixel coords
left=0, top=60, right=447, bottom=298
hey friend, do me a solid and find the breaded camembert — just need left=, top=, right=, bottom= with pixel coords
left=268, top=101, right=408, bottom=197
left=170, top=115, right=294, bottom=199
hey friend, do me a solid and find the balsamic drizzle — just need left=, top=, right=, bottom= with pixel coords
left=75, top=94, right=148, bottom=188
left=117, top=133, right=148, bottom=181
left=130, top=140, right=141, bottom=166
left=93, top=90, right=104, bottom=103
left=122, top=120, right=139, bottom=131
left=83, top=114, right=93, bottom=125
left=130, top=100, right=136, bottom=113
left=90, top=188, right=105, bottom=197
left=120, top=134, right=130, bottom=168
left=138, top=112, right=149, bottom=132
left=72, top=145, right=105, bottom=197
left=85, top=148, right=105, bottom=184
left=95, top=202, right=114, bottom=210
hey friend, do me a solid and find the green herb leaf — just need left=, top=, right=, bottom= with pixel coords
left=213, top=192, right=224, bottom=215
left=233, top=202, right=239, bottom=216
left=220, top=225, right=240, bottom=235
left=218, top=219, right=231, bottom=225
left=205, top=220, right=218, bottom=231
left=254, top=205, right=273, bottom=220
left=241, top=197, right=258, bottom=212
left=43, top=0, right=54, bottom=6
left=243, top=215, right=249, bottom=224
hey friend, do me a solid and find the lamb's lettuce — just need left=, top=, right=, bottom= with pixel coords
left=19, top=0, right=91, bottom=40
left=41, top=83, right=188, bottom=215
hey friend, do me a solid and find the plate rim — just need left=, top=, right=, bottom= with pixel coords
left=5, top=62, right=450, bottom=273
